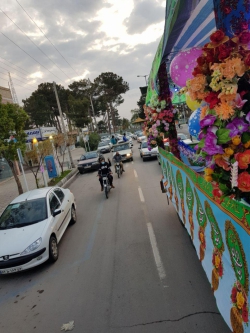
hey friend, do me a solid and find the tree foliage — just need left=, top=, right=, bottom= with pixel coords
left=0, top=100, right=29, bottom=194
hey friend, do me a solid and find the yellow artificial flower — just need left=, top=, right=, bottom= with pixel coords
left=232, top=135, right=241, bottom=146
left=205, top=168, right=214, bottom=175
left=224, top=147, right=234, bottom=156
left=204, top=175, right=213, bottom=182
left=244, top=141, right=250, bottom=149
left=236, top=292, right=245, bottom=310
left=215, top=255, right=221, bottom=269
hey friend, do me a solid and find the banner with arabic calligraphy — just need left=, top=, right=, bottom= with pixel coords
left=159, top=148, right=250, bottom=333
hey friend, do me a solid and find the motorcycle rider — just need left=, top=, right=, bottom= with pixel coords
left=98, top=157, right=115, bottom=191
left=113, top=151, right=125, bottom=172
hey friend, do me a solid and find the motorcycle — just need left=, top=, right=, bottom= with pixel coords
left=115, top=162, right=123, bottom=178
left=102, top=175, right=111, bottom=199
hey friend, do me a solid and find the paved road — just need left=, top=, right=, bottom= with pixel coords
left=0, top=141, right=231, bottom=333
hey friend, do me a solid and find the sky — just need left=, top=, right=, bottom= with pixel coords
left=0, top=0, right=166, bottom=120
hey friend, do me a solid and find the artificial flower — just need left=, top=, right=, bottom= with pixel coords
left=234, top=93, right=248, bottom=109
left=205, top=168, right=214, bottom=175
left=238, top=172, right=250, bottom=192
left=210, top=30, right=225, bottom=44
left=214, top=255, right=221, bottom=269
left=244, top=141, right=250, bottom=148
left=231, top=286, right=237, bottom=303
left=235, top=150, right=250, bottom=169
left=204, top=92, right=220, bottom=109
left=200, top=114, right=217, bottom=128
left=244, top=54, right=250, bottom=67
left=226, top=118, right=249, bottom=137
left=200, top=105, right=209, bottom=120
left=203, top=132, right=224, bottom=155
left=215, top=156, right=231, bottom=171
left=232, top=135, right=241, bottom=146
left=218, top=44, right=231, bottom=60
left=214, top=102, right=235, bottom=120
left=236, top=292, right=245, bottom=310
left=204, top=175, right=213, bottom=182
left=242, top=304, right=249, bottom=323
left=239, top=31, right=250, bottom=44
left=246, top=111, right=250, bottom=123
left=213, top=188, right=223, bottom=203
left=224, top=147, right=234, bottom=156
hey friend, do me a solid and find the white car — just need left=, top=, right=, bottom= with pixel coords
left=112, top=142, right=133, bottom=162
left=0, top=187, right=76, bottom=274
left=97, top=141, right=111, bottom=154
left=117, top=139, right=133, bottom=148
left=137, top=133, right=146, bottom=143
left=139, top=141, right=158, bottom=161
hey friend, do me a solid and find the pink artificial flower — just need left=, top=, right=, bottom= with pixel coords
left=234, top=93, right=248, bottom=109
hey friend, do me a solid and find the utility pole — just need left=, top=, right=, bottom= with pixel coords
left=53, top=82, right=75, bottom=168
left=8, top=72, right=19, bottom=104
left=87, top=79, right=98, bottom=132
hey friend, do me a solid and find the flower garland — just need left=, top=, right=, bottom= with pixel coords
left=144, top=63, right=180, bottom=157
left=187, top=29, right=250, bottom=201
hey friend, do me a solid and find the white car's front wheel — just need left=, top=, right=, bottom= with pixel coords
left=49, top=236, right=58, bottom=263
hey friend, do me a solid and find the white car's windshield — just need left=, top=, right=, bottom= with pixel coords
left=113, top=144, right=130, bottom=151
left=0, top=198, right=47, bottom=229
left=141, top=142, right=148, bottom=148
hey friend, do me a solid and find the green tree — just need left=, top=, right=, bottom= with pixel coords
left=137, top=95, right=146, bottom=119
left=130, top=108, right=140, bottom=122
left=0, top=100, right=29, bottom=194
left=97, top=120, right=107, bottom=133
left=88, top=133, right=100, bottom=151
left=121, top=118, right=130, bottom=130
left=23, top=82, right=69, bottom=131
left=94, top=73, right=129, bottom=133
left=67, top=95, right=91, bottom=128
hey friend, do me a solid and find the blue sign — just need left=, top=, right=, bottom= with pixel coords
left=44, top=155, right=58, bottom=179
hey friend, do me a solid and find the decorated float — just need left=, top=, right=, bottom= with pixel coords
left=145, top=1, right=250, bottom=332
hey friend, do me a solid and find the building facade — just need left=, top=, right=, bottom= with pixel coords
left=0, top=86, right=13, bottom=104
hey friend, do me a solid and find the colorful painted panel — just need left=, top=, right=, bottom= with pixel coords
left=160, top=148, right=250, bottom=333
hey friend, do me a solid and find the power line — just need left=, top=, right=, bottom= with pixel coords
left=0, top=76, right=34, bottom=91
left=0, top=57, right=33, bottom=75
left=0, top=31, right=64, bottom=82
left=0, top=8, right=72, bottom=80
left=16, top=0, right=80, bottom=76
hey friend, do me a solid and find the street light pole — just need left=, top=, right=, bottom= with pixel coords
left=137, top=75, right=149, bottom=85
left=53, top=81, right=75, bottom=168
left=87, top=79, right=98, bottom=132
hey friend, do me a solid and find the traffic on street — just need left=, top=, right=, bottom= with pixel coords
left=0, top=138, right=230, bottom=333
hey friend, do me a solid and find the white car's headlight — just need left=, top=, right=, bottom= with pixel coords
left=21, top=238, right=42, bottom=256
left=126, top=153, right=131, bottom=156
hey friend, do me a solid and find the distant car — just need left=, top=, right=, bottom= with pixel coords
left=112, top=142, right=133, bottom=162
left=177, top=133, right=188, bottom=140
left=0, top=187, right=76, bottom=274
left=139, top=141, right=158, bottom=161
left=102, top=139, right=113, bottom=148
left=97, top=141, right=111, bottom=154
left=137, top=133, right=146, bottom=143
left=77, top=151, right=101, bottom=174
left=132, top=131, right=141, bottom=140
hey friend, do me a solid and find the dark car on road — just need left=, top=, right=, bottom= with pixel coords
left=77, top=151, right=102, bottom=174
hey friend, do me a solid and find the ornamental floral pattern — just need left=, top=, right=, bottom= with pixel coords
left=187, top=29, right=250, bottom=203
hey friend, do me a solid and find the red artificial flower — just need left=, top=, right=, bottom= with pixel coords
left=245, top=54, right=250, bottom=67
left=218, top=44, right=231, bottom=60
left=241, top=22, right=249, bottom=31
left=242, top=303, right=249, bottom=323
left=238, top=172, right=250, bottom=192
left=212, top=188, right=223, bottom=204
left=210, top=30, right=225, bottom=44
left=197, top=56, right=206, bottom=66
left=205, top=92, right=220, bottom=109
left=231, top=286, right=237, bottom=303
left=192, top=66, right=203, bottom=76
left=218, top=263, right=223, bottom=277
left=239, top=31, right=250, bottom=44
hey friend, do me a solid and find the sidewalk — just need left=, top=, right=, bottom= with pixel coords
left=0, top=148, right=84, bottom=215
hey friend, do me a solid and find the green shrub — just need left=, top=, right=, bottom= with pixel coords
left=89, top=133, right=101, bottom=151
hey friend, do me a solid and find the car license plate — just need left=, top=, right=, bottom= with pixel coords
left=0, top=267, right=22, bottom=274
left=84, top=165, right=91, bottom=169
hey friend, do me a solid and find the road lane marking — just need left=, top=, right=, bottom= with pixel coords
left=134, top=170, right=138, bottom=178
left=147, top=222, right=166, bottom=281
left=138, top=187, right=145, bottom=202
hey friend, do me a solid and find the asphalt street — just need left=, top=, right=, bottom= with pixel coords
left=0, top=141, right=231, bottom=333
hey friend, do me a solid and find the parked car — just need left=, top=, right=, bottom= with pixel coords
left=0, top=187, right=76, bottom=274
left=177, top=133, right=188, bottom=140
left=97, top=141, right=111, bottom=154
left=77, top=151, right=101, bottom=174
left=139, top=141, right=158, bottom=161
left=132, top=131, right=141, bottom=140
left=112, top=142, right=133, bottom=162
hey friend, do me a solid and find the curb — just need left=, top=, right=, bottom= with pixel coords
left=58, top=168, right=79, bottom=188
